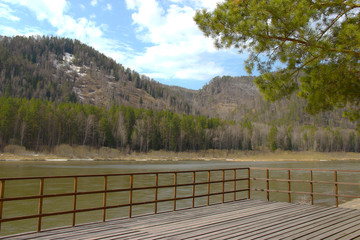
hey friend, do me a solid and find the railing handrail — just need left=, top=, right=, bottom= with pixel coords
left=250, top=167, right=360, bottom=173
left=250, top=167, right=360, bottom=207
left=0, top=167, right=251, bottom=235
left=0, top=177, right=250, bottom=202
left=1, top=166, right=359, bottom=236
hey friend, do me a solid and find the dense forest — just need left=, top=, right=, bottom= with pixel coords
left=1, top=97, right=359, bottom=153
left=0, top=36, right=359, bottom=153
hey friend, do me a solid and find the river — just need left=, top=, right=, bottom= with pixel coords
left=1, top=159, right=360, bottom=178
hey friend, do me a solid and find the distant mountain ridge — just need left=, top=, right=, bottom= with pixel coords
left=0, top=35, right=356, bottom=130
left=0, top=35, right=260, bottom=117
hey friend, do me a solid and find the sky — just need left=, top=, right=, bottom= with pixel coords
left=0, top=0, right=250, bottom=90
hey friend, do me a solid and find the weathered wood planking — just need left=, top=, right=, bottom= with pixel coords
left=2, top=199, right=360, bottom=239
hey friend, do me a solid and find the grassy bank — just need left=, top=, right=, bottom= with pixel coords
left=1, top=144, right=360, bottom=161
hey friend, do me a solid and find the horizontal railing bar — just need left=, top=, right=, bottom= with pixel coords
left=148, top=198, right=249, bottom=214
left=127, top=189, right=249, bottom=207
left=158, top=198, right=250, bottom=214
left=251, top=178, right=360, bottom=186
left=0, top=177, right=249, bottom=202
left=253, top=188, right=360, bottom=199
left=250, top=167, right=360, bottom=173
left=0, top=168, right=250, bottom=181
left=0, top=188, right=249, bottom=223
left=0, top=207, right=103, bottom=223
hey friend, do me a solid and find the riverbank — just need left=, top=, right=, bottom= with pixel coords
left=1, top=145, right=360, bottom=161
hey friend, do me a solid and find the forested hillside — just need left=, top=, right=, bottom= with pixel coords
left=0, top=36, right=359, bottom=153
left=1, top=96, right=359, bottom=153
left=0, top=35, right=197, bottom=114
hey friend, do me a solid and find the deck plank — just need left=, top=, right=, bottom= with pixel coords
left=264, top=210, right=360, bottom=239
left=94, top=201, right=289, bottom=239
left=10, top=200, right=256, bottom=240
left=297, top=214, right=360, bottom=240
left=336, top=229, right=360, bottom=239
left=329, top=223, right=360, bottom=239
left=151, top=204, right=318, bottom=239
left=255, top=210, right=360, bottom=240
left=1, top=199, right=359, bottom=240
left=131, top=203, right=300, bottom=239
left=206, top=206, right=346, bottom=240
left=76, top=201, right=282, bottom=240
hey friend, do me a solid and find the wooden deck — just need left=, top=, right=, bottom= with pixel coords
left=3, top=199, right=360, bottom=240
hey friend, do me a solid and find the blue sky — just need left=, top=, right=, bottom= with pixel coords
left=0, top=0, right=250, bottom=90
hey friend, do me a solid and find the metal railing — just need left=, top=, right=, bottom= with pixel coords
left=251, top=168, right=360, bottom=207
left=1, top=167, right=360, bottom=236
left=0, top=168, right=250, bottom=235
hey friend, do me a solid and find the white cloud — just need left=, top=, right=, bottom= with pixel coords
left=143, top=72, right=168, bottom=79
left=0, top=25, right=20, bottom=35
left=57, top=16, right=103, bottom=39
left=80, top=4, right=85, bottom=10
left=0, top=25, right=43, bottom=36
left=90, top=0, right=98, bottom=7
left=0, top=3, right=20, bottom=21
left=124, top=0, right=224, bottom=81
left=194, top=0, right=223, bottom=11
left=105, top=3, right=112, bottom=11
left=124, top=0, right=137, bottom=10
left=6, top=0, right=101, bottom=41
left=167, top=0, right=223, bottom=11
left=1, top=0, right=69, bottom=26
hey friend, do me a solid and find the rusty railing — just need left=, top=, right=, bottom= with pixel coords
left=1, top=167, right=360, bottom=236
left=0, top=168, right=250, bottom=235
left=250, top=168, right=360, bottom=207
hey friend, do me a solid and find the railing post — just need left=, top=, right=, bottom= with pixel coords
left=0, top=180, right=5, bottom=232
left=72, top=177, right=78, bottom=227
left=310, top=170, right=314, bottom=205
left=233, top=169, right=236, bottom=201
left=207, top=170, right=210, bottom=205
left=173, top=172, right=177, bottom=211
left=37, top=178, right=44, bottom=232
left=288, top=170, right=291, bottom=203
left=192, top=171, right=195, bottom=208
left=247, top=168, right=250, bottom=199
left=155, top=173, right=159, bottom=214
left=222, top=170, right=225, bottom=203
left=334, top=171, right=338, bottom=207
left=103, top=176, right=108, bottom=222
left=129, top=174, right=133, bottom=218
left=266, top=169, right=269, bottom=201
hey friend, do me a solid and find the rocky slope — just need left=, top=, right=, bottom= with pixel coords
left=0, top=35, right=261, bottom=118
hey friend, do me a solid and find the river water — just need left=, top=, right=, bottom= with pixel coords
left=1, top=159, right=360, bottom=177
left=0, top=159, right=359, bottom=236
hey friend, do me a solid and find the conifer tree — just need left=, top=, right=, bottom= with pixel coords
left=195, top=0, right=360, bottom=124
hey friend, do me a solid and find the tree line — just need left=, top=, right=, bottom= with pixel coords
left=1, top=97, right=359, bottom=153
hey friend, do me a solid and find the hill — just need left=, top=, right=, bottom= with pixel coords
left=0, top=35, right=359, bottom=153
left=0, top=35, right=200, bottom=113
left=0, top=35, right=266, bottom=118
